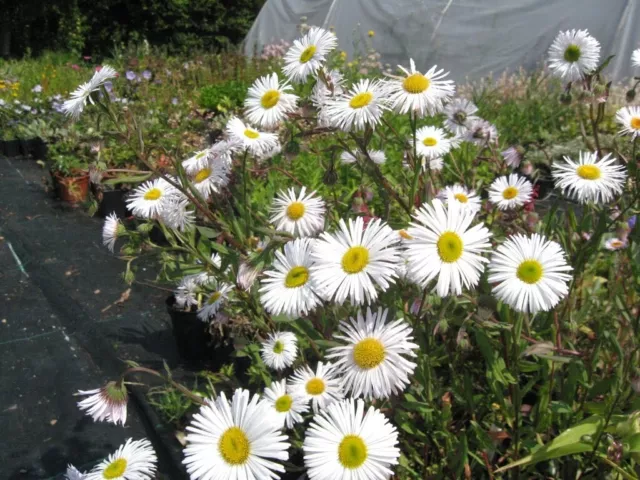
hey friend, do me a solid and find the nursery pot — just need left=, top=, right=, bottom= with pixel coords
left=5, top=140, right=21, bottom=158
left=31, top=138, right=48, bottom=161
left=97, top=189, right=130, bottom=219
left=19, top=138, right=32, bottom=157
left=166, top=296, right=211, bottom=362
left=53, top=172, right=90, bottom=204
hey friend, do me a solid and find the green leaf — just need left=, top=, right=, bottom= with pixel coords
left=494, top=415, right=612, bottom=473
left=102, top=173, right=152, bottom=186
left=627, top=433, right=640, bottom=453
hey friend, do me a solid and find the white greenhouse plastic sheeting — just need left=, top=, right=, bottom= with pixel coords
left=244, top=0, right=640, bottom=82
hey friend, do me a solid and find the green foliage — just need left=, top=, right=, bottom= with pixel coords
left=2, top=0, right=266, bottom=58
left=199, top=80, right=249, bottom=113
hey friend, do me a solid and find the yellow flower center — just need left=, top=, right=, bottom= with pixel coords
left=349, top=92, right=373, bottom=109
left=285, top=266, right=309, bottom=288
left=306, top=377, right=325, bottom=395
left=437, top=231, right=463, bottom=263
left=398, top=229, right=413, bottom=240
left=218, top=427, right=251, bottom=465
left=143, top=188, right=162, bottom=201
left=272, top=340, right=285, bottom=354
left=563, top=44, right=581, bottom=63
left=502, top=186, right=519, bottom=200
left=260, top=89, right=280, bottom=109
left=194, top=168, right=211, bottom=183
left=352, top=337, right=385, bottom=369
left=341, top=246, right=369, bottom=274
left=454, top=193, right=469, bottom=203
left=338, top=435, right=368, bottom=469
left=299, top=45, right=317, bottom=63
left=244, top=129, right=260, bottom=139
left=286, top=201, right=306, bottom=220
left=275, top=394, right=292, bottom=412
left=207, top=291, right=222, bottom=304
left=422, top=137, right=437, bottom=147
left=631, top=117, right=640, bottom=130
left=576, top=164, right=601, bottom=180
left=403, top=73, right=430, bottom=94
left=103, top=458, right=127, bottom=479
left=516, top=259, right=543, bottom=284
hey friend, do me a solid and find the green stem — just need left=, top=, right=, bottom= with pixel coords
left=511, top=312, right=525, bottom=479
left=241, top=150, right=250, bottom=236
left=122, top=366, right=206, bottom=405
left=408, top=112, right=421, bottom=207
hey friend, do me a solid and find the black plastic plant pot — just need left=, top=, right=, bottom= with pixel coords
left=31, top=138, right=48, bottom=160
left=97, top=189, right=130, bottom=219
left=18, top=138, right=32, bottom=157
left=166, top=296, right=211, bottom=363
left=5, top=140, right=21, bottom=157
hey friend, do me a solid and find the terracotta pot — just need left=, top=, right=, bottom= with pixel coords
left=54, top=172, right=90, bottom=204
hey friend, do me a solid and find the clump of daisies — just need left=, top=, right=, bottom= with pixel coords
left=62, top=24, right=640, bottom=480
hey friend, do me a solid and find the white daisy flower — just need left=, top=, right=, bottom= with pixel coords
left=303, top=398, right=400, bottom=480
left=605, top=238, right=627, bottom=250
left=405, top=199, right=492, bottom=297
left=548, top=29, right=601, bottom=82
left=260, top=331, right=298, bottom=370
left=257, top=142, right=282, bottom=162
left=183, top=389, right=289, bottom=480
left=158, top=196, right=195, bottom=232
left=102, top=212, right=124, bottom=253
left=226, top=117, right=280, bottom=157
left=464, top=118, right=499, bottom=146
left=311, top=217, right=401, bottom=305
left=270, top=187, right=325, bottom=237
left=488, top=174, right=534, bottom=210
left=182, top=149, right=211, bottom=172
left=632, top=48, right=640, bottom=70
left=184, top=152, right=230, bottom=199
left=438, top=184, right=482, bottom=214
left=386, top=59, right=455, bottom=116
left=444, top=98, right=479, bottom=136
left=244, top=73, right=298, bottom=128
left=283, top=27, right=338, bottom=83
left=552, top=151, right=627, bottom=204
left=415, top=125, right=452, bottom=160
left=502, top=146, right=523, bottom=168
left=86, top=438, right=157, bottom=480
left=174, top=276, right=200, bottom=310
left=259, top=238, right=322, bottom=317
left=62, top=65, right=118, bottom=120
left=340, top=148, right=386, bottom=165
left=288, top=362, right=344, bottom=413
left=428, top=156, right=444, bottom=171
left=321, top=79, right=387, bottom=131
left=197, top=282, right=233, bottom=321
left=615, top=106, right=640, bottom=138
left=327, top=307, right=418, bottom=400
left=76, top=381, right=128, bottom=425
left=311, top=69, right=345, bottom=107
left=488, top=233, right=572, bottom=314
left=126, top=178, right=175, bottom=219
left=65, top=465, right=85, bottom=480
left=237, top=261, right=260, bottom=291
left=263, top=379, right=309, bottom=429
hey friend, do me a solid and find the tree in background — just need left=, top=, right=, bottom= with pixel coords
left=0, top=0, right=265, bottom=58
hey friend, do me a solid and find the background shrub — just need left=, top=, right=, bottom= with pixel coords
left=0, top=0, right=265, bottom=58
